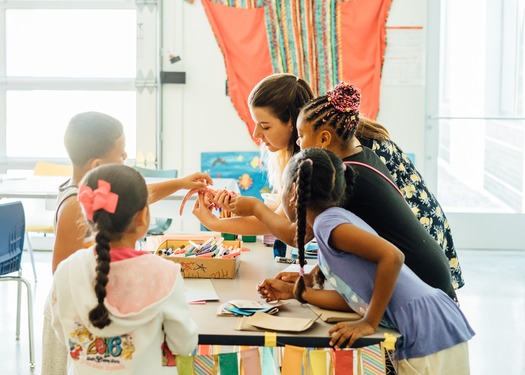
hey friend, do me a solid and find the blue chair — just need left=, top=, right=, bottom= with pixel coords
left=133, top=166, right=178, bottom=235
left=0, top=201, right=35, bottom=368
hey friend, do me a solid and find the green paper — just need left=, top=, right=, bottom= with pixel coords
left=219, top=352, right=239, bottom=375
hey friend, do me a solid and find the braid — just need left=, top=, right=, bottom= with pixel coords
left=285, top=148, right=355, bottom=299
left=314, top=267, right=326, bottom=288
left=301, top=82, right=361, bottom=142
left=79, top=164, right=149, bottom=330
left=293, top=159, right=312, bottom=304
left=88, top=213, right=112, bottom=329
left=342, top=163, right=357, bottom=207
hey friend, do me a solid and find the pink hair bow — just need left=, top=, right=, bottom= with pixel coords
left=77, top=180, right=119, bottom=221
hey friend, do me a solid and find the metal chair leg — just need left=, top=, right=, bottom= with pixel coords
left=16, top=274, right=22, bottom=340
left=20, top=277, right=35, bottom=368
left=24, top=232, right=38, bottom=283
left=2, top=275, right=36, bottom=368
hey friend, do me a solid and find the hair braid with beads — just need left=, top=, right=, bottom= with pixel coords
left=300, top=82, right=361, bottom=142
left=80, top=164, right=148, bottom=329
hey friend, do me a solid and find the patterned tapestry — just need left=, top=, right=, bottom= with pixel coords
left=189, top=0, right=392, bottom=143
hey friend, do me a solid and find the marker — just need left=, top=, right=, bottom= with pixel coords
left=274, top=257, right=306, bottom=264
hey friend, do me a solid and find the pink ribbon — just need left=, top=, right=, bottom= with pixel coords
left=78, top=180, right=119, bottom=221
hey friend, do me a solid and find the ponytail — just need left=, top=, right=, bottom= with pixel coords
left=355, top=117, right=390, bottom=142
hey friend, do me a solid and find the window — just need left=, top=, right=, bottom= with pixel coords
left=435, top=0, right=525, bottom=214
left=0, top=1, right=142, bottom=170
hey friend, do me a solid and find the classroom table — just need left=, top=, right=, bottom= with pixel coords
left=0, top=175, right=239, bottom=218
left=184, top=240, right=400, bottom=348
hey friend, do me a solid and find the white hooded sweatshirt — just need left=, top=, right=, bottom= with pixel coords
left=51, top=247, right=198, bottom=374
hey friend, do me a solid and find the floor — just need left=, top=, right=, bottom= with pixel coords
left=1, top=249, right=524, bottom=375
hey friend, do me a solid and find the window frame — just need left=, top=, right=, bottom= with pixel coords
left=0, top=0, right=150, bottom=172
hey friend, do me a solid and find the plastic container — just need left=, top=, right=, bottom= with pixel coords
left=261, top=193, right=279, bottom=246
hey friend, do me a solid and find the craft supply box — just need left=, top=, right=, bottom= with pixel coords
left=148, top=234, right=241, bottom=279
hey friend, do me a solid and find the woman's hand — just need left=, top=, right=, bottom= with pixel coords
left=328, top=320, right=376, bottom=349
left=257, top=278, right=295, bottom=302
left=192, top=193, right=218, bottom=226
left=211, top=189, right=235, bottom=211
left=179, top=172, right=213, bottom=190
left=229, top=196, right=264, bottom=217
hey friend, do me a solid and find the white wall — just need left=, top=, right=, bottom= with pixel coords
left=162, top=0, right=258, bottom=178
left=160, top=0, right=427, bottom=175
left=379, top=0, right=427, bottom=173
left=156, top=0, right=426, bottom=232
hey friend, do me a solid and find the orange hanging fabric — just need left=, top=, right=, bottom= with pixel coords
left=339, top=0, right=393, bottom=120
left=201, top=0, right=273, bottom=144
left=199, top=0, right=392, bottom=142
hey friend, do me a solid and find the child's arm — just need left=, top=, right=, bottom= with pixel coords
left=257, top=278, right=353, bottom=312
left=147, top=171, right=212, bottom=204
left=327, top=223, right=405, bottom=347
left=229, top=196, right=314, bottom=246
left=192, top=192, right=272, bottom=236
left=53, top=197, right=89, bottom=273
left=163, top=275, right=199, bottom=355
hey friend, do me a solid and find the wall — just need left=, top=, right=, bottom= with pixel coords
left=162, top=0, right=427, bottom=174
left=159, top=0, right=426, bottom=232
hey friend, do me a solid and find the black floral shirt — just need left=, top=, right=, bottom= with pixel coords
left=362, top=138, right=464, bottom=289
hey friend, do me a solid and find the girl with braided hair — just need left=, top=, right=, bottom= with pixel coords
left=227, top=82, right=458, bottom=301
left=50, top=164, right=197, bottom=374
left=257, top=148, right=474, bottom=374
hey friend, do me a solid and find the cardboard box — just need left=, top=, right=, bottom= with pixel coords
left=150, top=234, right=242, bottom=279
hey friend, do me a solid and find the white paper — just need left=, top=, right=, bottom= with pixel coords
left=382, top=27, right=425, bottom=86
left=281, top=264, right=316, bottom=274
left=184, top=279, right=219, bottom=302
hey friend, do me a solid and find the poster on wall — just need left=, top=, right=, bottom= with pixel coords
left=201, top=151, right=271, bottom=201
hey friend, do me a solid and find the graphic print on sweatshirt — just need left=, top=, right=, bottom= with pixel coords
left=68, top=321, right=135, bottom=370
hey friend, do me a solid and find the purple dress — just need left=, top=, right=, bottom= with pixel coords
left=313, top=207, right=474, bottom=360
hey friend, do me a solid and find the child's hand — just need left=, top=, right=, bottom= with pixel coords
left=211, top=189, right=235, bottom=211
left=257, top=278, right=295, bottom=302
left=275, top=271, right=315, bottom=287
left=192, top=193, right=218, bottom=225
left=229, top=196, right=263, bottom=217
left=180, top=172, right=213, bottom=190
left=328, top=320, right=375, bottom=348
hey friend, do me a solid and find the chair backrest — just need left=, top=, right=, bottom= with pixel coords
left=133, top=166, right=178, bottom=178
left=34, top=161, right=73, bottom=176
left=0, top=202, right=25, bottom=275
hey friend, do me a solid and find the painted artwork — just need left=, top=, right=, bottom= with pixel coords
left=201, top=152, right=271, bottom=201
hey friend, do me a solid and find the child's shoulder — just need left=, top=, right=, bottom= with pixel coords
left=55, top=196, right=84, bottom=228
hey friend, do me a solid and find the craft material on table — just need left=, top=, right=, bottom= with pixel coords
left=281, top=263, right=317, bottom=274
left=217, top=300, right=287, bottom=317
left=237, top=312, right=319, bottom=333
left=307, top=305, right=361, bottom=323
left=184, top=279, right=219, bottom=303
